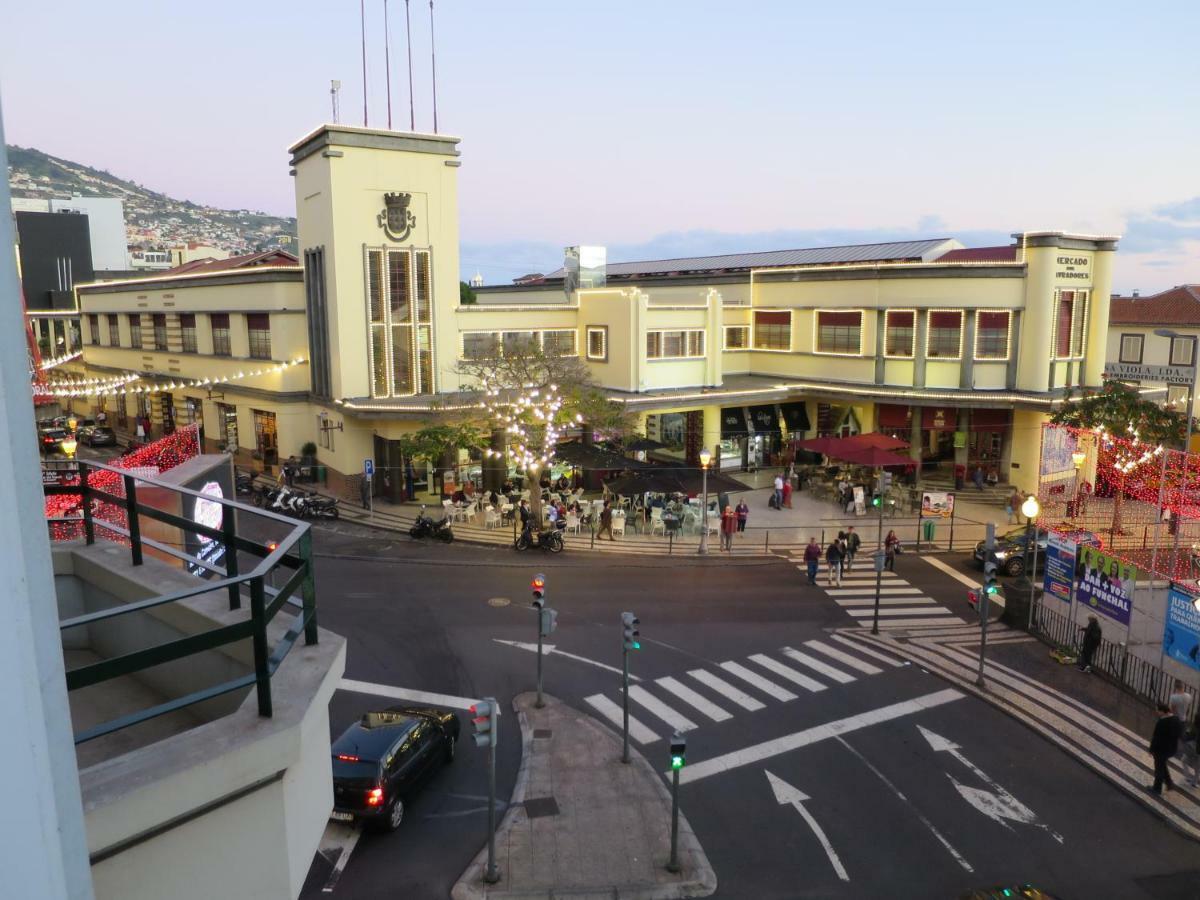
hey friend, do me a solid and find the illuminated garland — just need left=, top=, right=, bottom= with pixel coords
left=477, top=378, right=583, bottom=473
left=34, top=357, right=308, bottom=399
left=39, top=351, right=83, bottom=370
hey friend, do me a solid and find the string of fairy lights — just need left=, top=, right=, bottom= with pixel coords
left=34, top=357, right=309, bottom=399
left=477, top=376, right=582, bottom=472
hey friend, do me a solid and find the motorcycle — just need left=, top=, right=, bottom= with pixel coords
left=410, top=505, right=454, bottom=543
left=299, top=494, right=340, bottom=520
left=270, top=486, right=307, bottom=517
left=514, top=521, right=564, bottom=553
left=235, top=471, right=255, bottom=496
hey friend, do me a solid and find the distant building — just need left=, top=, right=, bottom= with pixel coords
left=14, top=209, right=93, bottom=358
left=11, top=195, right=128, bottom=271
left=168, top=243, right=231, bottom=267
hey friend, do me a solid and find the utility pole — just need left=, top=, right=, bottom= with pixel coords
left=621, top=611, right=640, bottom=763
left=470, top=699, right=500, bottom=884
left=531, top=574, right=555, bottom=708
left=871, top=469, right=890, bottom=634
left=667, top=733, right=686, bottom=873
left=977, top=523, right=997, bottom=688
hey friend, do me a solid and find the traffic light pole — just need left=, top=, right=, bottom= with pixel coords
left=536, top=625, right=544, bottom=709
left=622, top=646, right=631, bottom=764
left=486, top=731, right=498, bottom=884
left=872, top=468, right=884, bottom=634
left=667, top=764, right=681, bottom=872
left=976, top=523, right=995, bottom=689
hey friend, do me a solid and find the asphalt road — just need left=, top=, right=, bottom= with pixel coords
left=294, top=523, right=1196, bottom=900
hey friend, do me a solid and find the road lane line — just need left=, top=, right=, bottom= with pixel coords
left=803, top=640, right=883, bottom=675
left=827, top=633, right=905, bottom=667
left=748, top=654, right=827, bottom=693
left=872, top=617, right=965, bottom=628
left=780, top=647, right=856, bottom=684
left=584, top=694, right=658, bottom=744
left=845, top=607, right=955, bottom=618
left=828, top=586, right=921, bottom=595
left=655, top=676, right=732, bottom=722
left=629, top=685, right=698, bottom=732
left=922, top=554, right=984, bottom=588
left=835, top=596, right=938, bottom=607
left=677, top=688, right=966, bottom=784
left=835, top=736, right=974, bottom=873
left=339, top=678, right=477, bottom=710
left=720, top=661, right=799, bottom=701
left=688, top=669, right=767, bottom=711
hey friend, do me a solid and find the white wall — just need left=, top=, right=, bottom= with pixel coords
left=50, top=197, right=127, bottom=271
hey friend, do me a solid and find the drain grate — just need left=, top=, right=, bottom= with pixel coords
left=533, top=729, right=552, bottom=740
left=523, top=797, right=559, bottom=819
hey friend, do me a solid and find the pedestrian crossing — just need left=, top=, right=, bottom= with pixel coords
left=583, top=638, right=904, bottom=745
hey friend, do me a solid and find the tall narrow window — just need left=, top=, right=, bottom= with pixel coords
left=247, top=314, right=271, bottom=359
left=180, top=313, right=197, bottom=353
left=1070, top=291, right=1088, bottom=357
left=211, top=313, right=231, bottom=356
left=884, top=310, right=915, bottom=358
left=129, top=313, right=142, bottom=349
left=87, top=314, right=100, bottom=345
left=366, top=246, right=435, bottom=398
left=1055, top=291, right=1075, bottom=358
left=304, top=247, right=332, bottom=398
left=152, top=313, right=168, bottom=351
left=388, top=249, right=414, bottom=396
left=586, top=326, right=608, bottom=361
left=926, top=311, right=964, bottom=359
left=753, top=310, right=791, bottom=350
left=414, top=250, right=433, bottom=394
left=367, top=249, right=389, bottom=397
left=107, top=314, right=120, bottom=346
left=1119, top=334, right=1144, bottom=364
left=974, top=311, right=1011, bottom=360
left=815, top=310, right=863, bottom=355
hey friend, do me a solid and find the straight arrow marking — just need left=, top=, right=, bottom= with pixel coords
left=492, top=639, right=641, bottom=681
left=764, top=771, right=849, bottom=882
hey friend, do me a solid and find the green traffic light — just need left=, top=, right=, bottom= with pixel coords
left=985, top=584, right=998, bottom=594
left=633, top=641, right=641, bottom=650
left=671, top=754, right=685, bottom=769
left=871, top=496, right=881, bottom=507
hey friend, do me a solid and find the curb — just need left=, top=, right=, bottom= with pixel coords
left=450, top=694, right=717, bottom=900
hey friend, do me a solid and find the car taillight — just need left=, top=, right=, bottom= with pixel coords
left=366, top=787, right=384, bottom=807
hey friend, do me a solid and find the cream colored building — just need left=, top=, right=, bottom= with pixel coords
left=69, top=123, right=1118, bottom=497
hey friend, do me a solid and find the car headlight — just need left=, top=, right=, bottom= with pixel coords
left=994, top=550, right=1009, bottom=560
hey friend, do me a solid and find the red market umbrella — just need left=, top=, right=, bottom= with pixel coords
left=839, top=432, right=909, bottom=451
left=834, top=445, right=913, bottom=468
left=794, top=436, right=842, bottom=455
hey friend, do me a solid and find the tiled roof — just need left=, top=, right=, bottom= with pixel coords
left=163, top=249, right=299, bottom=276
left=1109, top=285, right=1200, bottom=325
left=935, top=246, right=1019, bottom=263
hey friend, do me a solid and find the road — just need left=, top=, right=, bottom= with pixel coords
left=283, top=523, right=1194, bottom=899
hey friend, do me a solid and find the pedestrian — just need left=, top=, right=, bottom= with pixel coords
left=405, top=459, right=416, bottom=501
left=773, top=473, right=784, bottom=510
left=1169, top=682, right=1194, bottom=741
left=1183, top=708, right=1200, bottom=788
left=845, top=526, right=861, bottom=572
left=826, top=538, right=844, bottom=587
left=885, top=529, right=900, bottom=571
left=284, top=456, right=297, bottom=487
left=1148, top=703, right=1183, bottom=795
left=518, top=499, right=531, bottom=528
left=597, top=501, right=615, bottom=541
left=359, top=475, right=370, bottom=510
left=973, top=465, right=985, bottom=491
left=803, top=536, right=821, bottom=585
left=782, top=477, right=793, bottom=509
left=1006, top=489, right=1021, bottom=525
left=1078, top=615, right=1102, bottom=672
left=720, top=505, right=737, bottom=551
left=736, top=500, right=749, bottom=533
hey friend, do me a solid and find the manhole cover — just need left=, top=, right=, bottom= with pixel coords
left=533, top=729, right=552, bottom=740
left=487, top=597, right=511, bottom=607
left=523, top=797, right=559, bottom=819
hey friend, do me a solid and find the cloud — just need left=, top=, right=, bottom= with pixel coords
left=1153, top=197, right=1200, bottom=222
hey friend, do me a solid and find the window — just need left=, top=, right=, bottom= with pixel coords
left=586, top=326, right=608, bottom=361
left=247, top=313, right=272, bottom=359
left=88, top=314, right=99, bottom=345
left=542, top=329, right=577, bottom=356
left=502, top=331, right=537, bottom=355
left=646, top=329, right=704, bottom=359
left=304, top=247, right=332, bottom=398
left=211, top=313, right=231, bottom=356
left=216, top=403, right=238, bottom=448
left=753, top=310, right=791, bottom=350
left=724, top=325, right=750, bottom=350
left=884, top=310, right=915, bottom=358
left=1170, top=336, right=1195, bottom=367
left=974, top=311, right=1011, bottom=360
left=1167, top=384, right=1191, bottom=409
left=107, top=315, right=120, bottom=346
left=926, top=310, right=963, bottom=359
left=462, top=332, right=499, bottom=361
left=1054, top=290, right=1088, bottom=358
left=815, top=310, right=863, bottom=355
left=152, top=313, right=168, bottom=351
left=129, top=314, right=142, bottom=349
left=180, top=314, right=197, bottom=353
left=1119, top=333, right=1144, bottom=364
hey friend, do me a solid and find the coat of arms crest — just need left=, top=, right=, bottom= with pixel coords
left=378, top=192, right=416, bottom=242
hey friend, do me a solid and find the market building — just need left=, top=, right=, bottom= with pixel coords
left=66, top=123, right=1118, bottom=497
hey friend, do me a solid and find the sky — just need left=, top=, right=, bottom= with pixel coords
left=2, top=0, right=1198, bottom=292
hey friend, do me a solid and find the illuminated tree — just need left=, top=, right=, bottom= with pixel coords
left=1052, top=382, right=1184, bottom=448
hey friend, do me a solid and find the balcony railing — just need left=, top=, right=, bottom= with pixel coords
left=45, top=460, right=318, bottom=744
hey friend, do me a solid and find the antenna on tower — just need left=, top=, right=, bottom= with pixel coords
left=360, top=0, right=369, bottom=127
left=404, top=0, right=415, bottom=130
left=330, top=80, right=342, bottom=123
left=383, top=0, right=393, bottom=130
left=429, top=0, right=438, bottom=133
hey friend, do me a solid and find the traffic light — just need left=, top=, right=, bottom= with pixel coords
left=871, top=494, right=881, bottom=508
left=531, top=573, right=546, bottom=608
left=621, top=611, right=640, bottom=651
left=880, top=471, right=893, bottom=493
left=670, top=732, right=687, bottom=770
left=470, top=697, right=498, bottom=748
left=539, top=607, right=558, bottom=637
left=983, top=554, right=999, bottom=597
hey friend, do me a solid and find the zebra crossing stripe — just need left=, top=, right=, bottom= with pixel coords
left=719, top=661, right=799, bottom=701
left=780, top=647, right=856, bottom=684
left=688, top=669, right=767, bottom=710
left=803, top=639, right=883, bottom=675
left=828, top=587, right=924, bottom=597
left=584, top=694, right=658, bottom=744
left=747, top=654, right=827, bottom=693
left=655, top=676, right=732, bottom=722
left=628, top=685, right=698, bottom=732
left=871, top=617, right=965, bottom=628
left=826, top=633, right=905, bottom=666
left=846, top=607, right=956, bottom=618
left=834, top=596, right=938, bottom=607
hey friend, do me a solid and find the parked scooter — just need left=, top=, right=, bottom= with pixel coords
left=298, top=493, right=340, bottom=519
left=410, top=505, right=454, bottom=543
left=235, top=471, right=255, bottom=496
left=514, top=520, right=564, bottom=553
left=270, top=486, right=307, bottom=517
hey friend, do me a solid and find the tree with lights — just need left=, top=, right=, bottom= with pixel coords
left=1052, top=382, right=1184, bottom=448
left=1095, top=423, right=1165, bottom=535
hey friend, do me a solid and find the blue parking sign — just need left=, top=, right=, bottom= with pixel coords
left=363, top=459, right=374, bottom=478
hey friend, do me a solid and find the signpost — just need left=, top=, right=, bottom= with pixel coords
left=363, top=459, right=374, bottom=517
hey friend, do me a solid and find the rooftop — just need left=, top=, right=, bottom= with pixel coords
left=1110, top=285, right=1200, bottom=326
left=163, top=248, right=299, bottom=276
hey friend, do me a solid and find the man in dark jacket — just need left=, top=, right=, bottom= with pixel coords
left=845, top=526, right=861, bottom=572
left=803, top=537, right=821, bottom=585
left=1078, top=616, right=1102, bottom=672
left=825, top=539, right=844, bottom=587
left=1149, top=703, right=1183, bottom=795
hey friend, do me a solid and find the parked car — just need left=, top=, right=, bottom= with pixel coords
left=39, top=427, right=67, bottom=455
left=973, top=526, right=1102, bottom=577
left=80, top=425, right=117, bottom=447
left=330, top=706, right=460, bottom=830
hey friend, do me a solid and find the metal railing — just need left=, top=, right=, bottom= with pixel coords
left=45, top=460, right=318, bottom=745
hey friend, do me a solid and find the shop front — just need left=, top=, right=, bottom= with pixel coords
left=877, top=404, right=958, bottom=467
left=718, top=407, right=750, bottom=471
left=746, top=403, right=784, bottom=469
left=967, top=408, right=1011, bottom=478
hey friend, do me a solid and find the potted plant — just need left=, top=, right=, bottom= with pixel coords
left=300, top=441, right=318, bottom=483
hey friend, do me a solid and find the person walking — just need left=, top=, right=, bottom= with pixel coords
left=1169, top=681, right=1195, bottom=767
left=773, top=474, right=784, bottom=510
left=1078, top=615, right=1102, bottom=672
left=1148, top=703, right=1183, bottom=795
left=803, top=537, right=821, bottom=585
left=826, top=537, right=844, bottom=587
left=884, top=529, right=900, bottom=571
left=973, top=465, right=985, bottom=491
left=1006, top=489, right=1021, bottom=525
left=735, top=500, right=749, bottom=533
left=597, top=500, right=615, bottom=541
left=782, top=477, right=793, bottom=509
left=720, top=505, right=737, bottom=552
left=845, top=526, right=861, bottom=573
left=359, top=475, right=371, bottom=510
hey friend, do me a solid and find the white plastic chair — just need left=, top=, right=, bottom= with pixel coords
left=611, top=514, right=626, bottom=537
left=565, top=512, right=581, bottom=534
left=484, top=507, right=501, bottom=529
left=650, top=507, right=666, bottom=536
left=442, top=499, right=454, bottom=519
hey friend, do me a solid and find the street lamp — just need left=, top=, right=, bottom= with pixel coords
left=698, top=448, right=712, bottom=555
left=1071, top=450, right=1086, bottom=523
left=1020, top=494, right=1041, bottom=627
left=61, top=436, right=78, bottom=459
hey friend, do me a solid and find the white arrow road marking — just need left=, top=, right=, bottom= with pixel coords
left=764, top=771, right=849, bottom=882
left=492, top=639, right=640, bottom=681
left=918, top=725, right=1063, bottom=843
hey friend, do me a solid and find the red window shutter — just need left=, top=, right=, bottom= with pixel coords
left=819, top=311, right=861, bottom=327
left=247, top=313, right=270, bottom=330
left=1056, top=299, right=1073, bottom=356
left=755, top=311, right=791, bottom=326
left=877, top=404, right=909, bottom=428
left=929, top=311, right=962, bottom=330
left=978, top=311, right=1008, bottom=330
left=888, top=311, right=915, bottom=329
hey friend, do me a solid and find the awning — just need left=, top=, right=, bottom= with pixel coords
left=747, top=404, right=782, bottom=437
left=970, top=408, right=1011, bottom=430
left=922, top=407, right=958, bottom=431
left=721, top=407, right=749, bottom=439
left=779, top=401, right=810, bottom=432
left=877, top=404, right=910, bottom=429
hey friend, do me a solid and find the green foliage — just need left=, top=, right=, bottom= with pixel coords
left=300, top=441, right=318, bottom=458
left=459, top=281, right=477, bottom=305
left=395, top=423, right=486, bottom=463
left=1051, top=382, right=1185, bottom=447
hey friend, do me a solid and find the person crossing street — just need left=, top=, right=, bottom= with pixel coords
left=803, top=537, right=821, bottom=585
left=826, top=537, right=844, bottom=587
left=845, top=526, right=861, bottom=572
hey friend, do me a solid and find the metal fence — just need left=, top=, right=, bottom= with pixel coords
left=45, top=459, right=318, bottom=745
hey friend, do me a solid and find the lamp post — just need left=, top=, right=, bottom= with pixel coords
left=1020, top=494, right=1040, bottom=628
left=1071, top=450, right=1086, bottom=524
left=698, top=448, right=711, bottom=555
left=61, top=436, right=78, bottom=460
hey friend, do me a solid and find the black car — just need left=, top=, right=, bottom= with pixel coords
left=973, top=526, right=1101, bottom=577
left=330, top=706, right=460, bottom=830
left=39, top=428, right=67, bottom=455
left=82, top=425, right=117, bottom=447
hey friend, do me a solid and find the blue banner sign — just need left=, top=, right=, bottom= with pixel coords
left=1163, top=587, right=1200, bottom=673
left=1075, top=545, right=1135, bottom=626
left=1043, top=532, right=1076, bottom=603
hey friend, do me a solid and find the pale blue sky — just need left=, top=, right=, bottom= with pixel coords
left=2, top=0, right=1198, bottom=290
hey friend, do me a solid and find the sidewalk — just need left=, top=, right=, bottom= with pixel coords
left=837, top=620, right=1200, bottom=842
left=452, top=693, right=716, bottom=900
